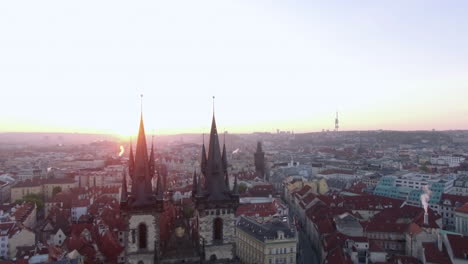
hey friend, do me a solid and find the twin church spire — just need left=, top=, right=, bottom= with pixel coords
left=121, top=97, right=238, bottom=208
left=120, top=112, right=164, bottom=208
left=195, top=107, right=239, bottom=201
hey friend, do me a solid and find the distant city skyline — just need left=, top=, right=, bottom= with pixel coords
left=1, top=1, right=468, bottom=135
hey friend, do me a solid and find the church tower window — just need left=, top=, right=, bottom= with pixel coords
left=138, top=223, right=147, bottom=249
left=213, top=217, right=223, bottom=241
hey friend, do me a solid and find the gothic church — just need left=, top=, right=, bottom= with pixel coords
left=120, top=110, right=239, bottom=264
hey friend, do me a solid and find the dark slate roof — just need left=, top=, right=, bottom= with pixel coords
left=237, top=216, right=295, bottom=242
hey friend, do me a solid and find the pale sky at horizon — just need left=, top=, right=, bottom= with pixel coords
left=1, top=0, right=468, bottom=136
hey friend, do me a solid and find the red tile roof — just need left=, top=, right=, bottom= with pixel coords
left=11, top=202, right=35, bottom=223
left=67, top=235, right=96, bottom=264
left=455, top=202, right=468, bottom=214
left=369, top=240, right=385, bottom=252
left=72, top=199, right=91, bottom=208
left=236, top=202, right=278, bottom=217
left=247, top=184, right=275, bottom=197
left=97, top=230, right=124, bottom=263
left=296, top=185, right=311, bottom=196
left=422, top=242, right=452, bottom=264
left=446, top=234, right=468, bottom=260
left=365, top=205, right=440, bottom=233
left=407, top=223, right=423, bottom=237
left=441, top=193, right=468, bottom=205
left=324, top=247, right=352, bottom=264
left=299, top=193, right=319, bottom=209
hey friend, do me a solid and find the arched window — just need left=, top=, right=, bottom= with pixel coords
left=213, top=217, right=223, bottom=241
left=138, top=223, right=147, bottom=249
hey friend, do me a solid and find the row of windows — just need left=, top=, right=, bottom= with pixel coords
left=206, top=209, right=233, bottom=216
left=268, top=256, right=294, bottom=264
left=268, top=247, right=295, bottom=255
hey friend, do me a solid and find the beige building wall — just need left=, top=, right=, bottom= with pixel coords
left=43, top=182, right=76, bottom=199
left=10, top=185, right=42, bottom=202
left=317, top=179, right=329, bottom=194
left=8, top=228, right=35, bottom=259
left=236, top=227, right=297, bottom=264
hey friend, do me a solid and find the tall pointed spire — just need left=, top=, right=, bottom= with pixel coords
left=196, top=173, right=203, bottom=197
left=192, top=170, right=198, bottom=197
left=222, top=132, right=229, bottom=189
left=201, top=134, right=207, bottom=176
left=155, top=170, right=164, bottom=200
left=232, top=173, right=239, bottom=196
left=149, top=135, right=155, bottom=179
left=221, top=132, right=228, bottom=174
left=200, top=98, right=231, bottom=200
left=128, top=139, right=135, bottom=179
left=120, top=171, right=128, bottom=204
left=134, top=114, right=150, bottom=179
left=131, top=106, right=154, bottom=206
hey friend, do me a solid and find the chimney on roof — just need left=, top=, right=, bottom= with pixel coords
left=423, top=212, right=429, bottom=226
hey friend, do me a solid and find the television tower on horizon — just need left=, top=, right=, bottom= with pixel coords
left=334, top=111, right=339, bottom=131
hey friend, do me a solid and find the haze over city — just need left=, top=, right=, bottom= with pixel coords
left=3, top=2, right=468, bottom=264
left=2, top=0, right=468, bottom=135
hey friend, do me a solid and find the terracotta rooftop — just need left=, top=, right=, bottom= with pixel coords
left=422, top=242, right=452, bottom=264
left=11, top=202, right=35, bottom=223
left=446, top=234, right=468, bottom=260
left=236, top=202, right=278, bottom=217
left=455, top=202, right=468, bottom=214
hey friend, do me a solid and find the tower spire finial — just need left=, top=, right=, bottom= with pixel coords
left=140, top=93, right=144, bottom=115
left=212, top=96, right=215, bottom=116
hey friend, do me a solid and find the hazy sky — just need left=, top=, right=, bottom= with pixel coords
left=1, top=0, right=468, bottom=135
